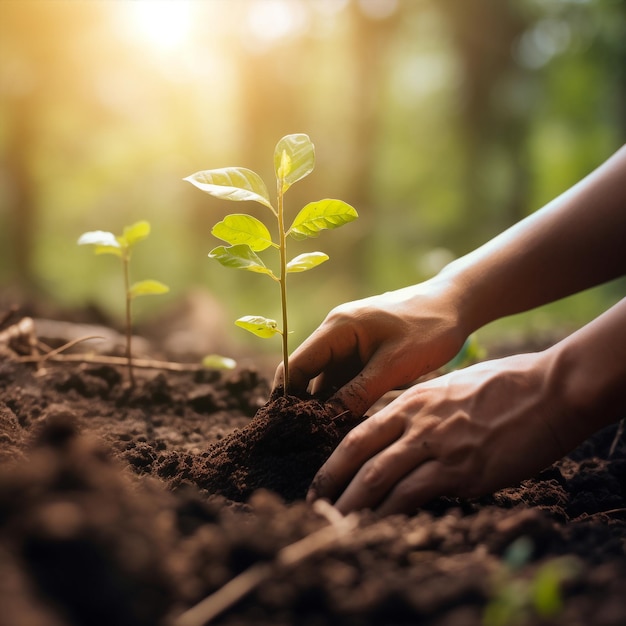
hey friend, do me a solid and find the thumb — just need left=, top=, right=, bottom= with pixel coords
left=272, top=361, right=286, bottom=393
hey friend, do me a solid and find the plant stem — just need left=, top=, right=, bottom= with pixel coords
left=122, top=250, right=136, bottom=388
left=277, top=179, right=289, bottom=395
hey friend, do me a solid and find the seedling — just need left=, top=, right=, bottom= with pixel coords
left=483, top=537, right=580, bottom=626
left=185, top=133, right=358, bottom=393
left=78, top=220, right=169, bottom=387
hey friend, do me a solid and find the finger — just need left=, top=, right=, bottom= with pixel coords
left=282, top=325, right=354, bottom=394
left=330, top=348, right=413, bottom=418
left=272, top=361, right=286, bottom=392
left=310, top=351, right=365, bottom=398
left=375, top=459, right=460, bottom=516
left=307, top=408, right=405, bottom=504
left=272, top=345, right=333, bottom=395
left=333, top=433, right=435, bottom=514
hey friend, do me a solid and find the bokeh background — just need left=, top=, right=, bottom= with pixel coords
left=1, top=0, right=625, bottom=360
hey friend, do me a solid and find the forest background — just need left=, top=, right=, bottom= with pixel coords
left=1, top=0, right=625, bottom=361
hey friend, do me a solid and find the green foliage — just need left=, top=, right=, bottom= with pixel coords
left=78, top=220, right=169, bottom=385
left=185, top=133, right=358, bottom=390
left=235, top=315, right=280, bottom=339
left=483, top=537, right=581, bottom=626
left=201, top=354, right=237, bottom=370
left=129, top=279, right=170, bottom=298
left=78, top=220, right=170, bottom=299
left=443, top=334, right=486, bottom=372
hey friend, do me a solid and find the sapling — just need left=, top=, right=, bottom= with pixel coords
left=78, top=220, right=169, bottom=387
left=185, top=133, right=358, bottom=393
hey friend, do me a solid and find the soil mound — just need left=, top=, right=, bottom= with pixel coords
left=189, top=392, right=356, bottom=502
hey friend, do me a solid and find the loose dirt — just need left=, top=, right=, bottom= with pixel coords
left=1, top=335, right=625, bottom=626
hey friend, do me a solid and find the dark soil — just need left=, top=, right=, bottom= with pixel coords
left=1, top=325, right=625, bottom=626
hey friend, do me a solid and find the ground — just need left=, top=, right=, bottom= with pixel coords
left=0, top=312, right=625, bottom=626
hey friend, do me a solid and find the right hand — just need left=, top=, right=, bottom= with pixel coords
left=306, top=350, right=570, bottom=515
left=273, top=278, right=468, bottom=417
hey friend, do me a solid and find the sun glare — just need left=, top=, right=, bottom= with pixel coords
left=245, top=0, right=308, bottom=50
left=125, top=1, right=194, bottom=52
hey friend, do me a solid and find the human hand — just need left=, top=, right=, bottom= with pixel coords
left=273, top=278, right=468, bottom=417
left=307, top=350, right=573, bottom=515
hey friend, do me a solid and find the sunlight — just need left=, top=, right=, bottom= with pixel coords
left=125, top=0, right=194, bottom=52
left=244, top=0, right=309, bottom=51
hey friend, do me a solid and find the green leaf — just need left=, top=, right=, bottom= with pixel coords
left=288, top=199, right=358, bottom=240
left=211, top=214, right=274, bottom=251
left=129, top=279, right=170, bottom=298
left=202, top=354, right=237, bottom=370
left=235, top=315, right=280, bottom=338
left=531, top=558, right=580, bottom=618
left=276, top=149, right=291, bottom=181
left=78, top=230, right=119, bottom=247
left=274, top=134, right=315, bottom=191
left=531, top=568, right=563, bottom=618
left=93, top=245, right=123, bottom=256
left=208, top=244, right=277, bottom=278
left=121, top=221, right=151, bottom=248
left=286, top=251, right=329, bottom=273
left=443, top=334, right=486, bottom=372
left=184, top=167, right=273, bottom=210
left=78, top=231, right=122, bottom=257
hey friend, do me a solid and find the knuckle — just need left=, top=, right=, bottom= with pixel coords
left=340, top=428, right=366, bottom=455
left=346, top=375, right=370, bottom=403
left=326, top=303, right=353, bottom=323
left=360, top=459, right=387, bottom=490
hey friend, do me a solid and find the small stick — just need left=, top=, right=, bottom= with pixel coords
left=174, top=504, right=358, bottom=626
left=15, top=352, right=208, bottom=373
left=609, top=418, right=624, bottom=457
left=571, top=507, right=626, bottom=523
left=37, top=335, right=105, bottom=363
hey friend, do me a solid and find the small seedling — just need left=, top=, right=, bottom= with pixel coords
left=483, top=537, right=581, bottom=626
left=78, top=220, right=169, bottom=387
left=185, top=133, right=358, bottom=393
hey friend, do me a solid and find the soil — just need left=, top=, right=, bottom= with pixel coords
left=1, top=318, right=625, bottom=626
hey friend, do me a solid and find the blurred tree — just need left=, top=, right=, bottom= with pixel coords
left=1, top=2, right=96, bottom=290
left=0, top=0, right=623, bottom=338
left=438, top=0, right=533, bottom=246
left=0, top=1, right=120, bottom=295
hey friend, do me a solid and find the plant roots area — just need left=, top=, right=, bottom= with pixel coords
left=1, top=349, right=625, bottom=626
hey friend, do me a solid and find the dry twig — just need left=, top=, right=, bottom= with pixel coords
left=15, top=352, right=207, bottom=372
left=174, top=501, right=359, bottom=626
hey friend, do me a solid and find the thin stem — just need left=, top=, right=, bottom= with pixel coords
left=277, top=179, right=289, bottom=395
left=122, top=249, right=136, bottom=387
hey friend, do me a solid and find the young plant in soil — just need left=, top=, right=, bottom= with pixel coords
left=78, top=220, right=169, bottom=387
left=185, top=133, right=358, bottom=393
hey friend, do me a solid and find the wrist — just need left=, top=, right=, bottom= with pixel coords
left=434, top=259, right=487, bottom=337
left=547, top=317, right=626, bottom=447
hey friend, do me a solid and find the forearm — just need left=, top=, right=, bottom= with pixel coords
left=440, top=145, right=626, bottom=335
left=548, top=296, right=626, bottom=449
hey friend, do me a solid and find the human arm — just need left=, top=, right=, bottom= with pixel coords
left=444, top=144, right=626, bottom=334
left=308, top=296, right=626, bottom=515
left=274, top=145, right=626, bottom=416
